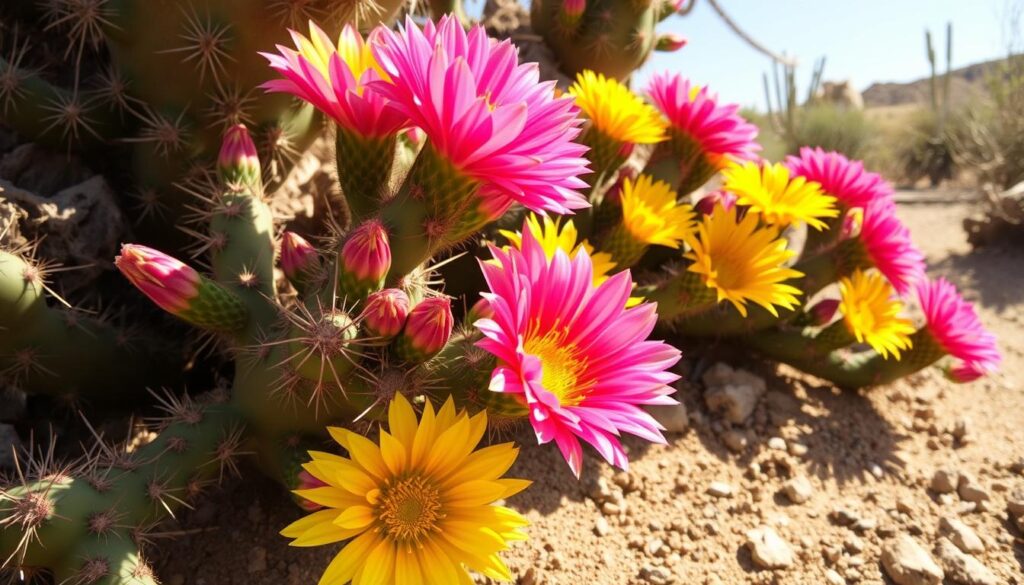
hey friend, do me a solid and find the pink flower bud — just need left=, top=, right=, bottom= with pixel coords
left=115, top=244, right=200, bottom=315
left=945, top=362, right=989, bottom=383
left=467, top=297, right=494, bottom=324
left=399, top=297, right=453, bottom=360
left=295, top=470, right=327, bottom=511
left=656, top=33, right=688, bottom=53
left=361, top=288, right=410, bottom=339
left=218, top=124, right=262, bottom=190
left=563, top=0, right=585, bottom=17
left=694, top=190, right=737, bottom=216
left=841, top=207, right=864, bottom=239
left=340, top=220, right=391, bottom=283
left=280, top=231, right=319, bottom=281
left=806, top=298, right=840, bottom=326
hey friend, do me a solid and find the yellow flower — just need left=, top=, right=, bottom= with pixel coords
left=684, top=205, right=804, bottom=317
left=568, top=70, right=668, bottom=145
left=283, top=394, right=530, bottom=584
left=838, top=269, right=915, bottom=359
left=722, top=161, right=838, bottom=230
left=292, top=22, right=387, bottom=85
left=500, top=215, right=617, bottom=288
left=621, top=175, right=696, bottom=248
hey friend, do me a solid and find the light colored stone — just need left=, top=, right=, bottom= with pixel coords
left=934, top=538, right=997, bottom=585
left=824, top=569, right=845, bottom=585
left=644, top=537, right=664, bottom=557
left=646, top=402, right=689, bottom=433
left=1006, top=489, right=1024, bottom=517
left=957, top=475, right=990, bottom=503
left=787, top=442, right=808, bottom=457
left=639, top=565, right=671, bottom=585
left=930, top=469, right=959, bottom=494
left=594, top=516, right=610, bottom=536
left=880, top=533, right=944, bottom=585
left=938, top=517, right=984, bottom=554
left=767, top=437, right=787, bottom=451
left=782, top=475, right=813, bottom=504
left=701, top=363, right=766, bottom=424
left=745, top=526, right=794, bottom=569
left=707, top=481, right=733, bottom=498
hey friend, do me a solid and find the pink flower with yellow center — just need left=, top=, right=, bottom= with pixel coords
left=370, top=16, right=591, bottom=215
left=476, top=224, right=681, bottom=477
left=785, top=147, right=892, bottom=210
left=917, top=277, right=1000, bottom=381
left=261, top=22, right=406, bottom=138
left=646, top=73, right=760, bottom=170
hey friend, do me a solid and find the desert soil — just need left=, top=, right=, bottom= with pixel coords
left=154, top=197, right=1024, bottom=585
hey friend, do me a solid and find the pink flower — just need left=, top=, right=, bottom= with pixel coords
left=261, top=22, right=407, bottom=138
left=918, top=278, right=1000, bottom=380
left=115, top=244, right=200, bottom=315
left=857, top=201, right=926, bottom=295
left=340, top=220, right=391, bottom=283
left=399, top=297, right=454, bottom=360
left=785, top=147, right=891, bottom=210
left=361, top=288, right=410, bottom=339
left=280, top=231, right=319, bottom=281
left=370, top=16, right=591, bottom=215
left=646, top=73, right=760, bottom=166
left=476, top=224, right=681, bottom=477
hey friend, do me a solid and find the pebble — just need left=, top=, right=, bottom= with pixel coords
left=787, top=442, right=808, bottom=457
left=519, top=567, right=538, bottom=585
left=767, top=437, right=787, bottom=451
left=701, top=363, right=766, bottom=424
left=938, top=517, right=984, bottom=553
left=720, top=429, right=748, bottom=453
left=594, top=516, right=611, bottom=536
left=844, top=535, right=865, bottom=554
left=647, top=402, right=689, bottom=433
left=880, top=533, right=944, bottom=585
left=706, top=481, right=733, bottom=498
left=644, top=538, right=664, bottom=557
left=824, top=569, right=845, bottom=585
left=1006, top=489, right=1024, bottom=517
left=956, top=474, right=990, bottom=503
left=930, top=469, right=959, bottom=494
left=782, top=475, right=813, bottom=504
left=933, top=538, right=998, bottom=585
left=601, top=502, right=622, bottom=516
left=639, top=565, right=672, bottom=585
left=744, top=526, right=794, bottom=569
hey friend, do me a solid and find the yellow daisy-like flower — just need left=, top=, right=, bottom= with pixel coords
left=568, top=70, right=668, bottom=145
left=283, top=394, right=530, bottom=585
left=838, top=269, right=915, bottom=360
left=621, top=175, right=696, bottom=248
left=684, top=205, right=804, bottom=317
left=722, top=161, right=839, bottom=230
left=500, top=215, right=618, bottom=287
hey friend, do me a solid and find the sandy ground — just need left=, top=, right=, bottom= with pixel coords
left=155, top=198, right=1024, bottom=584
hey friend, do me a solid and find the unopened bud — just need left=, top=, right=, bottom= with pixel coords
left=397, top=297, right=453, bottom=362
left=361, top=288, right=410, bottom=340
left=218, top=124, right=262, bottom=192
left=656, top=33, right=688, bottom=53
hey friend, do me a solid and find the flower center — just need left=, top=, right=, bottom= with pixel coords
left=523, top=328, right=590, bottom=406
left=377, top=476, right=442, bottom=541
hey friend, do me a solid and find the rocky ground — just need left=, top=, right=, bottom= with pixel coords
left=146, top=197, right=1024, bottom=584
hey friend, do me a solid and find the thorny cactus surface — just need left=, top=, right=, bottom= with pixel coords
left=0, top=10, right=1002, bottom=585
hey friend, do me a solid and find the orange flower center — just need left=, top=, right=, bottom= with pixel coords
left=378, top=476, right=442, bottom=541
left=523, top=327, right=591, bottom=406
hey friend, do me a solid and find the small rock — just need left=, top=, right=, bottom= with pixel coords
left=782, top=475, right=813, bottom=504
left=702, top=363, right=766, bottom=424
left=644, top=537, right=664, bottom=557
left=647, top=401, right=689, bottom=433
left=721, top=429, right=748, bottom=452
left=938, top=517, right=984, bottom=553
left=951, top=417, right=970, bottom=440
left=930, top=469, right=959, bottom=494
left=601, top=502, right=621, bottom=516
left=0, top=424, right=22, bottom=469
left=1006, top=489, right=1024, bottom=518
left=518, top=567, right=538, bottom=585
left=829, top=505, right=859, bottom=526
left=957, top=475, right=990, bottom=503
left=824, top=569, right=844, bottom=585
left=745, top=526, right=794, bottom=569
left=880, top=533, right=944, bottom=585
left=787, top=442, right=808, bottom=457
left=594, top=516, right=611, bottom=536
left=852, top=517, right=877, bottom=533
left=844, top=535, right=865, bottom=554
left=639, top=565, right=671, bottom=585
left=767, top=437, right=787, bottom=451
left=707, top=481, right=733, bottom=498
left=933, top=538, right=997, bottom=585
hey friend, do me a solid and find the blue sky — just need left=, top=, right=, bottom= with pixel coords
left=634, top=0, right=1016, bottom=110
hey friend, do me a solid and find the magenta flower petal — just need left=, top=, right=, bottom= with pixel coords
left=785, top=147, right=892, bottom=210
left=918, top=277, right=1000, bottom=379
left=858, top=201, right=926, bottom=295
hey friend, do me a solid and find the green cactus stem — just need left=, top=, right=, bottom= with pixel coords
left=335, top=129, right=398, bottom=222
left=0, top=250, right=177, bottom=401
left=642, top=267, right=719, bottom=322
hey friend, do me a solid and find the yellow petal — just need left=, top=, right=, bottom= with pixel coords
left=445, top=480, right=507, bottom=507
left=442, top=443, right=518, bottom=488
left=327, top=427, right=351, bottom=450
left=410, top=400, right=437, bottom=469
left=388, top=393, right=418, bottom=448
left=319, top=531, right=380, bottom=585
left=418, top=538, right=462, bottom=584
left=343, top=429, right=390, bottom=480
left=293, top=486, right=364, bottom=510
left=358, top=537, right=396, bottom=585
left=394, top=546, right=422, bottom=585
left=378, top=430, right=407, bottom=475
left=422, top=417, right=471, bottom=477
left=334, top=505, right=376, bottom=530
left=496, top=478, right=532, bottom=499
left=315, top=459, right=377, bottom=497
left=281, top=509, right=339, bottom=539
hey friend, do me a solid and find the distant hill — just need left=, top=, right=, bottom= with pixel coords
left=862, top=59, right=1003, bottom=109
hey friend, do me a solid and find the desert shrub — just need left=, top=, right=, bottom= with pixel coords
left=785, top=104, right=874, bottom=159
left=892, top=108, right=959, bottom=187
left=952, top=55, right=1024, bottom=189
